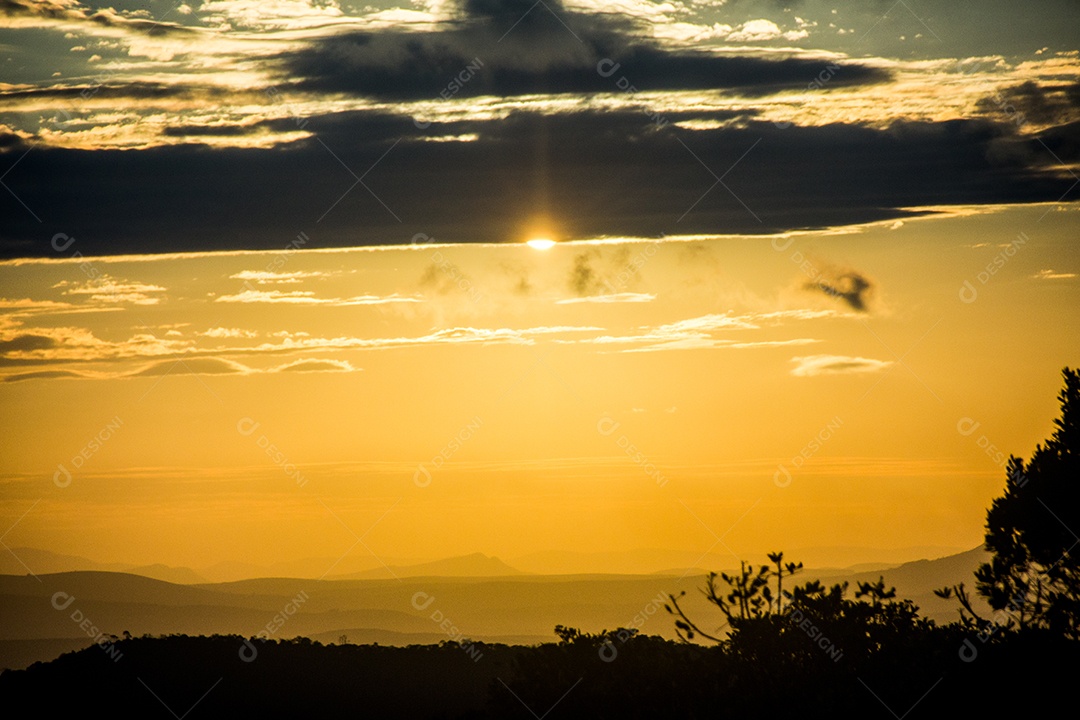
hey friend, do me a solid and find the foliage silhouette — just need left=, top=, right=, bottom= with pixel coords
left=937, top=367, right=1080, bottom=639
left=3, top=627, right=1077, bottom=718
left=665, top=551, right=933, bottom=669
left=665, top=550, right=803, bottom=641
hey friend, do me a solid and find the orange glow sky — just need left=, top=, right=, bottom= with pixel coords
left=1, top=204, right=1077, bottom=573
left=2, top=0, right=1079, bottom=577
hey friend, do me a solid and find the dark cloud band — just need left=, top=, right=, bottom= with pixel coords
left=1, top=111, right=1076, bottom=258
left=282, top=0, right=889, bottom=99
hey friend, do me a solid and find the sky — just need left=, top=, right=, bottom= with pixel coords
left=0, top=0, right=1078, bottom=575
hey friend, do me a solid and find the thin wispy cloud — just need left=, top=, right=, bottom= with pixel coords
left=54, top=276, right=167, bottom=305
left=198, top=327, right=259, bottom=338
left=1033, top=269, right=1077, bottom=280
left=3, top=356, right=361, bottom=382
left=790, top=354, right=893, bottom=377
left=620, top=337, right=820, bottom=353
left=133, top=357, right=251, bottom=377
left=229, top=270, right=336, bottom=284
left=273, top=358, right=357, bottom=373
left=0, top=320, right=607, bottom=379
left=558, top=309, right=844, bottom=352
left=556, top=293, right=656, bottom=304
left=214, top=290, right=422, bottom=306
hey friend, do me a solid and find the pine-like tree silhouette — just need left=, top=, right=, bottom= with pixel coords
left=938, top=367, right=1080, bottom=639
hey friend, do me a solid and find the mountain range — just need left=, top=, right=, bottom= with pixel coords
left=0, top=546, right=989, bottom=672
left=1, top=544, right=968, bottom=583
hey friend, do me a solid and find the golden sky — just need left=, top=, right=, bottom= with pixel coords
left=1, top=203, right=1077, bottom=572
left=1, top=0, right=1079, bottom=576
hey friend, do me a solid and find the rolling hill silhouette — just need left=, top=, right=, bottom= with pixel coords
left=0, top=548, right=208, bottom=584
left=0, top=547, right=988, bottom=671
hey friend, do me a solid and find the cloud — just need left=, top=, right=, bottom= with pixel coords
left=0, top=297, right=66, bottom=310
left=1, top=0, right=199, bottom=36
left=162, top=124, right=264, bottom=138
left=1033, top=269, right=1077, bottom=279
left=803, top=270, right=874, bottom=312
left=129, top=356, right=358, bottom=377
left=976, top=80, right=1080, bottom=128
left=198, top=327, right=259, bottom=338
left=653, top=313, right=761, bottom=333
left=0, top=324, right=191, bottom=366
left=621, top=337, right=819, bottom=353
left=272, top=358, right=357, bottom=373
left=2, top=353, right=359, bottom=381
left=725, top=18, right=807, bottom=43
left=281, top=0, right=889, bottom=100
left=569, top=252, right=602, bottom=296
left=756, top=309, right=847, bottom=322
left=567, top=309, right=836, bottom=352
left=406, top=325, right=602, bottom=347
left=229, top=270, right=332, bottom=284
left=0, top=333, right=57, bottom=352
left=0, top=297, right=124, bottom=318
left=790, top=354, right=893, bottom=377
left=195, top=0, right=348, bottom=31
left=556, top=292, right=655, bottom=304
left=4, top=112, right=1074, bottom=259
left=132, top=357, right=251, bottom=376
left=3, top=369, right=90, bottom=383
left=565, top=246, right=643, bottom=297
left=84, top=355, right=356, bottom=379
left=214, top=290, right=421, bottom=305
left=0, top=317, right=608, bottom=376
left=0, top=82, right=247, bottom=103
left=55, top=275, right=166, bottom=305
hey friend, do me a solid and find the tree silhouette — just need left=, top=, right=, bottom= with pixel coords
left=768, top=551, right=803, bottom=614
left=663, top=549, right=923, bottom=654
left=855, top=577, right=897, bottom=610
left=938, top=367, right=1080, bottom=639
left=665, top=551, right=803, bottom=641
left=665, top=552, right=938, bottom=697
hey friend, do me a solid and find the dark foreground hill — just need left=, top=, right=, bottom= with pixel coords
left=1, top=631, right=1076, bottom=719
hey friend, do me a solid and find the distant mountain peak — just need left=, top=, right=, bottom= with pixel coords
left=328, top=553, right=524, bottom=580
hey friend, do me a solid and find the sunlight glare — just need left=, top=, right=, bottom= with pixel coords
left=526, top=237, right=557, bottom=250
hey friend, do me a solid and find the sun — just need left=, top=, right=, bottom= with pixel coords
left=526, top=237, right=557, bottom=251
